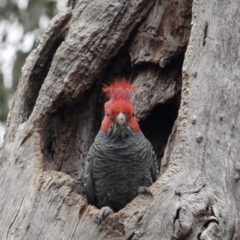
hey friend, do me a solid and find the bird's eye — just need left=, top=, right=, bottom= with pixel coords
left=132, top=113, right=135, bottom=117
left=106, top=113, right=110, bottom=117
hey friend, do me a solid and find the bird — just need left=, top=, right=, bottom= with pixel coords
left=84, top=79, right=159, bottom=220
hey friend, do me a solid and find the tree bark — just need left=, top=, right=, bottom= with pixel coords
left=0, top=0, right=238, bottom=239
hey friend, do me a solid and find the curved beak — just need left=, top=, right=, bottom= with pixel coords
left=116, top=112, right=127, bottom=130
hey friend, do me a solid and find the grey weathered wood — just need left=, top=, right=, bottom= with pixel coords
left=128, top=0, right=192, bottom=67
left=160, top=0, right=240, bottom=238
left=0, top=0, right=239, bottom=239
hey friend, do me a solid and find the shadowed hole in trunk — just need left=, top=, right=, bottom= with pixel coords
left=39, top=47, right=183, bottom=200
left=139, top=94, right=180, bottom=169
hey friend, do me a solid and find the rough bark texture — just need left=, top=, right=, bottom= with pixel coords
left=0, top=0, right=238, bottom=239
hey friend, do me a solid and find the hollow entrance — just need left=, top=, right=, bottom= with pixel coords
left=140, top=95, right=180, bottom=168
left=39, top=54, right=183, bottom=200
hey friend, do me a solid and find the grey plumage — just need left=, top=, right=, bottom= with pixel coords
left=84, top=124, right=159, bottom=212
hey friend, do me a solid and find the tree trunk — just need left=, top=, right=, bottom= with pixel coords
left=0, top=0, right=239, bottom=239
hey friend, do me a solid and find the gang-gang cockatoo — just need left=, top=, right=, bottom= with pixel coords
left=84, top=79, right=159, bottom=220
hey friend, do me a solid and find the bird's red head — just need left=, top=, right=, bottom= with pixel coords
left=100, top=79, right=140, bottom=132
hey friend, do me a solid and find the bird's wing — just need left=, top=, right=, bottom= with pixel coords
left=84, top=152, right=96, bottom=205
left=132, top=132, right=159, bottom=184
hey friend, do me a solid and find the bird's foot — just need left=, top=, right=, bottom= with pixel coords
left=98, top=206, right=113, bottom=223
left=138, top=186, right=153, bottom=197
